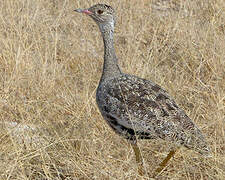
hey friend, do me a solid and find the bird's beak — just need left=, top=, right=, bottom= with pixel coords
left=74, top=8, right=93, bottom=15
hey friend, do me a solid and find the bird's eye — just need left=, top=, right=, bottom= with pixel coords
left=97, top=10, right=103, bottom=14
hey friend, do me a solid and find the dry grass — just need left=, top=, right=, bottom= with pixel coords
left=0, top=0, right=224, bottom=179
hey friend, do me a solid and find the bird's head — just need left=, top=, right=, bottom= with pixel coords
left=75, top=4, right=116, bottom=31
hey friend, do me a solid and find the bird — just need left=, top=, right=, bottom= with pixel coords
left=74, top=4, right=211, bottom=177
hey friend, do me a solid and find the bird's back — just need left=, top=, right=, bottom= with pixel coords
left=96, top=73, right=210, bottom=155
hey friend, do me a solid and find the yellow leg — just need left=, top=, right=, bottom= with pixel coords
left=153, top=150, right=176, bottom=177
left=131, top=144, right=145, bottom=176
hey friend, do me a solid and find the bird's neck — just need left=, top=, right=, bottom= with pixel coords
left=98, top=23, right=121, bottom=81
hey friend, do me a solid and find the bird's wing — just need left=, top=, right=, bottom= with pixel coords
left=98, top=74, right=200, bottom=140
left=97, top=74, right=210, bottom=154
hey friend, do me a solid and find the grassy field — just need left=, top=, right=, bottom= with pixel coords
left=0, top=0, right=224, bottom=179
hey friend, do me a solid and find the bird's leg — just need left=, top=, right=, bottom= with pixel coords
left=131, top=143, right=144, bottom=176
left=132, top=143, right=143, bottom=164
left=153, top=149, right=176, bottom=177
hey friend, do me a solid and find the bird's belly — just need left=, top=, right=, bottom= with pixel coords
left=100, top=111, right=156, bottom=141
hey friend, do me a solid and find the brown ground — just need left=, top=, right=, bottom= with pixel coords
left=0, top=0, right=224, bottom=179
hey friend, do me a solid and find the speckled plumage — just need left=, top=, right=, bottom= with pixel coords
left=97, top=74, right=209, bottom=154
left=75, top=4, right=210, bottom=157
